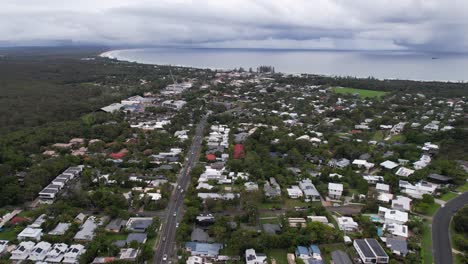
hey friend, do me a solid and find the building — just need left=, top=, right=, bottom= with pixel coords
left=337, top=217, right=359, bottom=232
left=380, top=160, right=399, bottom=170
left=162, top=100, right=187, bottom=110
left=185, top=242, right=223, bottom=258
left=295, top=245, right=322, bottom=261
left=17, top=227, right=43, bottom=241
left=45, top=243, right=68, bottom=263
left=100, top=103, right=124, bottom=113
left=0, top=240, right=8, bottom=255
left=28, top=241, right=52, bottom=261
left=399, top=180, right=437, bottom=199
left=383, top=223, right=408, bottom=238
left=10, top=241, right=36, bottom=261
left=385, top=238, right=408, bottom=256
left=378, top=207, right=408, bottom=225
left=299, top=179, right=321, bottom=201
left=126, top=217, right=153, bottom=232
left=264, top=178, right=281, bottom=197
left=118, top=248, right=139, bottom=261
left=287, top=186, right=304, bottom=199
left=391, top=196, right=412, bottom=211
left=74, top=216, right=98, bottom=241
left=126, top=233, right=148, bottom=244
left=245, top=248, right=267, bottom=264
left=49, top=223, right=71, bottom=236
left=244, top=182, right=259, bottom=191
left=328, top=183, right=343, bottom=199
left=353, top=238, right=389, bottom=264
left=395, top=167, right=415, bottom=177
left=63, top=244, right=86, bottom=264
left=105, top=218, right=126, bottom=233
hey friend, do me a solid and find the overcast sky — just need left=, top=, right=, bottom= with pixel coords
left=2, top=0, right=467, bottom=52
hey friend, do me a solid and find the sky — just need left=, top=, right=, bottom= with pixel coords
left=1, top=0, right=468, bottom=52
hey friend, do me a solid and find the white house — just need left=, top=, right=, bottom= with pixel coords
left=380, top=160, right=399, bottom=170
left=399, top=180, right=437, bottom=199
left=299, top=179, right=321, bottom=201
left=337, top=217, right=359, bottom=232
left=244, top=182, right=259, bottom=192
left=328, top=183, right=343, bottom=199
left=287, top=186, right=304, bottom=199
left=45, top=243, right=69, bottom=263
left=245, top=248, right=267, bottom=264
left=63, top=244, right=86, bottom=264
left=395, top=167, right=415, bottom=177
left=28, top=241, right=52, bottom=261
left=383, top=223, right=409, bottom=238
left=392, top=196, right=412, bottom=211
left=0, top=240, right=8, bottom=255
left=378, top=207, right=408, bottom=225
left=10, top=241, right=36, bottom=261
left=17, top=227, right=43, bottom=241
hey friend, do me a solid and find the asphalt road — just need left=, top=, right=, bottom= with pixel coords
left=153, top=115, right=207, bottom=264
left=432, top=191, right=468, bottom=264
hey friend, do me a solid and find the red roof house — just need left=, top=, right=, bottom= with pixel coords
left=233, top=144, right=245, bottom=159
left=206, top=154, right=216, bottom=161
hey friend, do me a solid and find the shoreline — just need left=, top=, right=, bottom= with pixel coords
left=98, top=48, right=467, bottom=83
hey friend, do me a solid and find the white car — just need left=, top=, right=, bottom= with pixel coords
left=163, top=254, right=168, bottom=261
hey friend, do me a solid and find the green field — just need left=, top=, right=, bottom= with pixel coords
left=456, top=182, right=468, bottom=192
left=266, top=248, right=289, bottom=264
left=332, top=87, right=388, bottom=98
left=440, top=192, right=458, bottom=201
left=422, top=222, right=433, bottom=264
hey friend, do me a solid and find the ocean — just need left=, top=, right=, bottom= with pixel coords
left=100, top=48, right=468, bottom=82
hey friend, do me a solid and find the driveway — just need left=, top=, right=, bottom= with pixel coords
left=432, top=192, right=468, bottom=264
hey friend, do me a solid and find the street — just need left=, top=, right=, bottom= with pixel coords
left=153, top=115, right=207, bottom=263
left=432, top=191, right=468, bottom=264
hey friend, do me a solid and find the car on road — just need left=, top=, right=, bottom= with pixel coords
left=162, top=236, right=166, bottom=242
left=176, top=223, right=179, bottom=228
left=163, top=254, right=167, bottom=261
left=173, top=212, right=177, bottom=217
left=177, top=185, right=181, bottom=190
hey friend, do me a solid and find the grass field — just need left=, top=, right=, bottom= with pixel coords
left=422, top=222, right=433, bottom=264
left=332, top=87, right=388, bottom=98
left=456, top=182, right=468, bottom=192
left=0, top=225, right=23, bottom=240
left=266, top=248, right=289, bottom=264
left=440, top=192, right=458, bottom=201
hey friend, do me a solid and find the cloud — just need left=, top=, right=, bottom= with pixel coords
left=1, top=0, right=467, bottom=52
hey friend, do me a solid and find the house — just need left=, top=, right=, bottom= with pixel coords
left=399, top=180, right=437, bottom=199
left=383, top=223, right=408, bottom=238
left=328, top=158, right=350, bottom=169
left=74, top=216, right=98, bottom=241
left=101, top=103, right=124, bottom=113
left=29, top=214, right=47, bottom=228
left=49, top=223, right=71, bottom=236
left=126, top=233, right=148, bottom=244
left=263, top=223, right=281, bottom=234
left=328, top=183, right=343, bottom=199
left=427, top=173, right=452, bottom=184
left=105, top=218, right=126, bottom=233
left=264, top=178, right=281, bottom=197
left=337, top=217, right=359, bottom=232
left=353, top=238, right=389, bottom=264
left=187, top=256, right=207, bottom=264
left=118, top=248, right=139, bottom=261
left=391, top=196, right=412, bottom=211
left=380, top=160, right=399, bottom=170
left=376, top=183, right=390, bottom=193
left=307, top=216, right=329, bottom=224
left=288, top=218, right=307, bottom=228
left=197, top=193, right=238, bottom=200
left=74, top=213, right=86, bottom=223
left=245, top=248, right=267, bottom=264
left=385, top=238, right=408, bottom=256
left=10, top=241, right=35, bottom=261
left=233, top=144, right=246, bottom=159
left=45, top=243, right=68, bottom=263
left=295, top=245, right=322, bottom=261
left=0, top=240, right=8, bottom=255
left=126, top=217, right=153, bottom=232
left=378, top=207, right=408, bottom=225
left=331, top=250, right=352, bottom=264
left=28, top=241, right=52, bottom=261
left=352, top=159, right=374, bottom=170
left=245, top=182, right=259, bottom=191
left=196, top=214, right=215, bottom=226
left=287, top=186, right=304, bottom=199
left=395, top=167, right=414, bottom=177
left=299, top=179, right=321, bottom=201
left=185, top=242, right=223, bottom=258
left=63, top=244, right=86, bottom=264
left=362, top=175, right=384, bottom=184
left=17, top=227, right=43, bottom=241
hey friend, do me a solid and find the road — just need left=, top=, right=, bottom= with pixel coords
left=153, top=115, right=207, bottom=263
left=432, top=191, right=468, bottom=264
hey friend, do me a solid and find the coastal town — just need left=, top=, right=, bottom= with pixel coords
left=0, top=56, right=467, bottom=264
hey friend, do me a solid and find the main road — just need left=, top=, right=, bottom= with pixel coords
left=153, top=115, right=207, bottom=263
left=432, top=191, right=468, bottom=264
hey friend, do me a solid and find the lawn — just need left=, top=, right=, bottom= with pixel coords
left=0, top=225, right=23, bottom=240
left=456, top=182, right=468, bottom=193
left=414, top=203, right=440, bottom=216
left=372, top=130, right=384, bottom=141
left=266, top=248, right=289, bottom=264
left=440, top=191, right=458, bottom=201
left=421, top=222, right=433, bottom=264
left=332, top=87, right=388, bottom=99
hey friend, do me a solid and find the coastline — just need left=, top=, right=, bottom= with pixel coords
left=98, top=48, right=467, bottom=82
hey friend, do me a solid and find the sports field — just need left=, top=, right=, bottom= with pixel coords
left=333, top=87, right=388, bottom=98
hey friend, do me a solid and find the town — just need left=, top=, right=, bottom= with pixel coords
left=0, top=55, right=467, bottom=264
